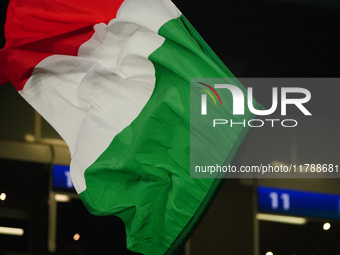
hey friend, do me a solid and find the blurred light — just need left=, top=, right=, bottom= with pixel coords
left=323, top=222, right=331, bottom=230
left=24, top=133, right=36, bottom=143
left=0, top=193, right=6, bottom=201
left=0, top=226, right=24, bottom=236
left=266, top=252, right=273, bottom=255
left=54, top=194, right=70, bottom=202
left=256, top=213, right=307, bottom=225
left=73, top=233, right=80, bottom=241
left=271, top=160, right=288, bottom=167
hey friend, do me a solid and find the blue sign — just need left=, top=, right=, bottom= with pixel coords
left=53, top=165, right=74, bottom=190
left=258, top=186, right=340, bottom=219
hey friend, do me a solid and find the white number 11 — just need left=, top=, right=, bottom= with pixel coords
left=269, top=192, right=290, bottom=210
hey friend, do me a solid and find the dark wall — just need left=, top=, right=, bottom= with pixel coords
left=191, top=180, right=255, bottom=255
left=173, top=0, right=340, bottom=77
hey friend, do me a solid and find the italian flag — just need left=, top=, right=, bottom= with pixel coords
left=0, top=0, right=259, bottom=254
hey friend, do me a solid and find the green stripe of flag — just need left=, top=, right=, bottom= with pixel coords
left=79, top=15, right=260, bottom=254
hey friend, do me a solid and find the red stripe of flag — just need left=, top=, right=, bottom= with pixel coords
left=0, top=0, right=125, bottom=90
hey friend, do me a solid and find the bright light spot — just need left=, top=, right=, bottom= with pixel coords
left=256, top=213, right=307, bottom=225
left=271, top=160, right=288, bottom=167
left=73, top=233, right=80, bottom=241
left=0, top=193, right=6, bottom=201
left=0, top=226, right=24, bottom=236
left=54, top=194, right=70, bottom=202
left=266, top=252, right=273, bottom=255
left=323, top=222, right=331, bottom=231
left=24, top=134, right=36, bottom=143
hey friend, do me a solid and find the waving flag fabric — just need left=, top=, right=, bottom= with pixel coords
left=0, top=0, right=259, bottom=254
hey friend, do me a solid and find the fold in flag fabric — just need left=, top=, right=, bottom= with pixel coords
left=0, top=0, right=260, bottom=254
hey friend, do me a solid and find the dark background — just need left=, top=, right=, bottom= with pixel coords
left=173, top=0, right=340, bottom=78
